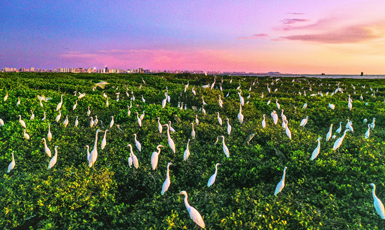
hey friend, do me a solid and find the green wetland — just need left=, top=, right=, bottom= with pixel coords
left=1, top=72, right=385, bottom=229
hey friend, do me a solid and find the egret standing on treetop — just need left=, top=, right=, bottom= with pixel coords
left=311, top=137, right=322, bottom=160
left=191, top=123, right=196, bottom=139
left=300, top=116, right=309, bottom=127
left=238, top=103, right=244, bottom=124
left=23, top=129, right=30, bottom=140
left=262, top=114, right=266, bottom=128
left=333, top=129, right=350, bottom=151
left=217, top=112, right=222, bottom=125
left=110, top=116, right=114, bottom=128
left=101, top=129, right=108, bottom=150
left=18, top=115, right=26, bottom=128
left=184, top=139, right=191, bottom=161
left=7, top=151, right=15, bottom=173
left=285, top=120, right=291, bottom=140
left=89, top=129, right=103, bottom=167
left=370, top=183, right=385, bottom=219
left=326, top=124, right=333, bottom=141
left=55, top=110, right=61, bottom=123
left=161, top=162, right=173, bottom=195
left=127, top=144, right=139, bottom=169
left=133, top=134, right=142, bottom=152
left=274, top=166, right=287, bottom=196
left=216, top=135, right=230, bottom=158
left=226, top=118, right=232, bottom=135
left=336, top=122, right=342, bottom=133
left=75, top=116, right=79, bottom=127
left=157, top=117, right=163, bottom=133
left=365, top=124, right=371, bottom=139
left=56, top=95, right=64, bottom=111
left=178, top=191, right=205, bottom=228
left=47, top=146, right=59, bottom=170
left=42, top=138, right=51, bottom=157
left=151, top=145, right=165, bottom=170
left=271, top=111, right=278, bottom=125
left=163, top=124, right=176, bottom=153
left=207, top=163, right=221, bottom=187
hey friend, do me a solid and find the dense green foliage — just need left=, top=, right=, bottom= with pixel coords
left=1, top=72, right=385, bottom=229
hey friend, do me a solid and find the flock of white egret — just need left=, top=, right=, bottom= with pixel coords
left=2, top=76, right=385, bottom=228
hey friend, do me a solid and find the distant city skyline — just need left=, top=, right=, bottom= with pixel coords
left=1, top=1, right=385, bottom=74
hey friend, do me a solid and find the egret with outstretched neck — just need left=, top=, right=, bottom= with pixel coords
left=161, top=162, right=172, bottom=195
left=47, top=146, right=59, bottom=170
left=207, top=163, right=221, bottom=187
left=7, top=151, right=15, bottom=173
left=311, top=137, right=322, bottom=160
left=133, top=134, right=141, bottom=152
left=163, top=124, right=176, bottom=153
left=89, top=129, right=103, bottom=167
left=179, top=191, right=205, bottom=228
left=18, top=115, right=26, bottom=128
left=333, top=129, right=349, bottom=151
left=274, top=166, right=287, bottom=196
left=127, top=144, right=139, bottom=169
left=101, top=129, right=108, bottom=150
left=370, top=183, right=385, bottom=219
left=42, top=138, right=51, bottom=157
left=184, top=139, right=191, bottom=161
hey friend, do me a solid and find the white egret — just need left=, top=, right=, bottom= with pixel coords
left=136, top=112, right=142, bottom=127
left=47, top=146, right=59, bottom=170
left=281, top=110, right=287, bottom=122
left=370, top=183, right=385, bottom=219
left=47, top=123, right=52, bottom=141
left=302, top=103, right=307, bottom=109
left=16, top=97, right=21, bottom=106
left=106, top=97, right=109, bottom=107
left=73, top=100, right=78, bottom=110
left=262, top=114, right=266, bottom=129
left=151, top=145, right=165, bottom=170
left=238, top=91, right=244, bottom=106
left=30, top=110, right=35, bottom=120
left=207, top=163, right=221, bottom=187
left=300, top=116, right=308, bottom=127
left=63, top=115, right=69, bottom=127
left=110, top=116, right=114, bottom=128
left=370, top=118, right=376, bottom=129
left=132, top=133, right=142, bottom=152
left=346, top=119, right=354, bottom=133
left=336, top=122, right=342, bottom=134
left=85, top=145, right=90, bottom=162
left=163, top=124, right=176, bottom=153
left=285, top=120, right=291, bottom=140
left=195, top=115, right=199, bottom=125
left=326, top=124, right=333, bottom=141
left=333, top=129, right=349, bottom=151
left=141, top=95, right=146, bottom=103
left=161, top=162, right=173, bottom=195
left=87, top=106, right=91, bottom=116
left=191, top=123, right=196, bottom=139
left=274, top=166, right=287, bottom=196
left=311, top=137, right=322, bottom=160
left=267, top=99, right=271, bottom=105
left=140, top=110, right=145, bottom=121
left=4, top=92, right=8, bottom=101
left=217, top=112, right=222, bottom=126
left=42, top=138, right=52, bottom=157
left=365, top=124, right=371, bottom=139
left=348, top=97, right=352, bottom=111
left=202, top=96, right=207, bottom=105
left=162, top=97, right=167, bottom=108
left=73, top=115, right=78, bottom=127
left=56, top=95, right=64, bottom=111
left=276, top=99, right=280, bottom=109
left=41, top=112, right=46, bottom=121
left=23, top=129, right=30, bottom=140
left=271, top=111, right=278, bottom=125
left=328, top=103, right=335, bottom=110
left=238, top=104, right=244, bottom=124
left=127, top=105, right=131, bottom=116
left=218, top=95, right=223, bottom=108
left=89, top=129, right=103, bottom=167
left=90, top=117, right=94, bottom=128
left=157, top=117, right=163, bottom=133
left=179, top=191, right=205, bottom=228
left=363, top=118, right=368, bottom=124
left=18, top=115, right=26, bottom=128
left=184, top=139, right=191, bottom=161
left=226, top=118, right=232, bottom=135
left=201, top=106, right=206, bottom=115
left=7, top=151, right=15, bottom=173
left=127, top=144, right=139, bottom=169
left=55, top=110, right=61, bottom=123
left=94, top=116, right=98, bottom=126
left=78, top=92, right=86, bottom=99
left=168, top=121, right=176, bottom=133
left=101, top=129, right=108, bottom=150
left=0, top=118, right=4, bottom=126
left=216, top=135, right=230, bottom=158
left=192, top=87, right=196, bottom=95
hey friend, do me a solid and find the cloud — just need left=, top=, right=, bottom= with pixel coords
left=287, top=13, right=304, bottom=15
left=237, top=33, right=269, bottom=40
left=280, top=19, right=310, bottom=25
left=280, top=25, right=383, bottom=44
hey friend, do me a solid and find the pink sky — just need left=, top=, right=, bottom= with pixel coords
left=2, top=0, right=385, bottom=74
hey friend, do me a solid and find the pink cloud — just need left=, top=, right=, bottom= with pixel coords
left=237, top=33, right=269, bottom=40
left=280, top=19, right=310, bottom=25
left=281, top=25, right=383, bottom=43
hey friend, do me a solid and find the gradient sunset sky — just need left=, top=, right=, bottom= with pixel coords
left=1, top=0, right=385, bottom=74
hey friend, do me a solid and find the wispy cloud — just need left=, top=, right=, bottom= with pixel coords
left=280, top=19, right=310, bottom=25
left=237, top=33, right=269, bottom=40
left=281, top=24, right=383, bottom=44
